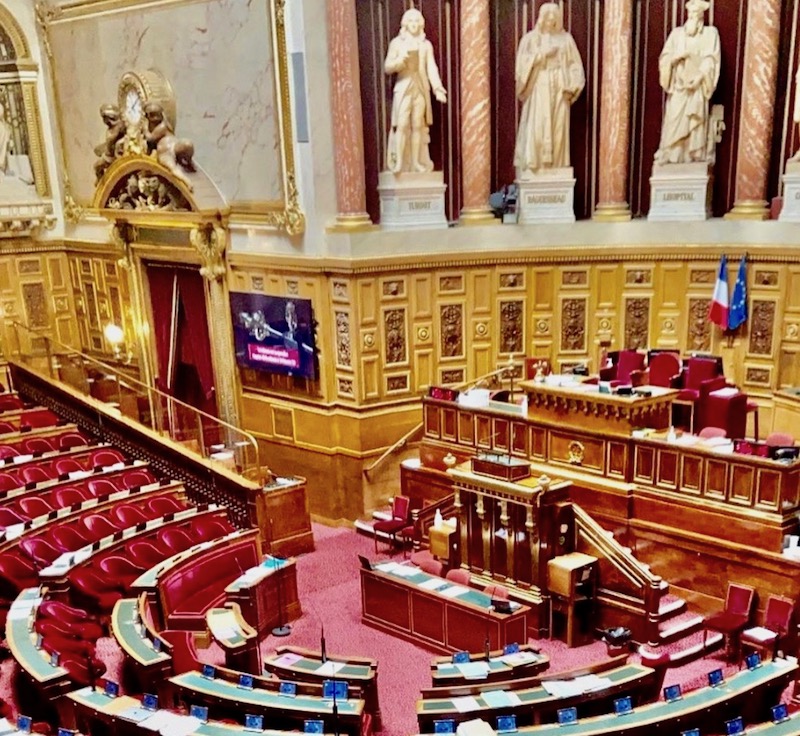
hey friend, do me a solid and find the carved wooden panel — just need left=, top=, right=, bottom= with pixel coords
left=624, top=297, right=650, bottom=349
left=745, top=367, right=771, bottom=385
left=439, top=274, right=464, bottom=293
left=335, top=311, right=351, bottom=367
left=22, top=282, right=47, bottom=328
left=754, top=270, right=779, bottom=287
left=499, top=300, right=524, bottom=354
left=386, top=374, right=408, bottom=392
left=441, top=368, right=464, bottom=385
left=560, top=297, right=586, bottom=352
left=440, top=304, right=464, bottom=358
left=499, top=272, right=524, bottom=290
left=748, top=300, right=776, bottom=356
left=383, top=308, right=407, bottom=365
left=687, top=298, right=711, bottom=352
left=626, top=268, right=652, bottom=286
left=381, top=278, right=405, bottom=298
left=562, top=270, right=588, bottom=287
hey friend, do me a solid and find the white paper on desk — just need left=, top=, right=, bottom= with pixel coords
left=215, top=625, right=239, bottom=640
left=440, top=585, right=470, bottom=599
left=418, top=577, right=448, bottom=591
left=138, top=711, right=174, bottom=731
left=481, top=690, right=522, bottom=708
left=541, top=680, right=583, bottom=698
left=12, top=454, right=33, bottom=464
left=452, top=696, right=482, bottom=713
left=315, top=660, right=345, bottom=675
left=4, top=523, right=24, bottom=540
left=273, top=652, right=303, bottom=667
left=456, top=718, right=495, bottom=736
left=0, top=716, right=13, bottom=735
left=7, top=607, right=30, bottom=621
left=499, top=651, right=537, bottom=666
left=436, top=662, right=457, bottom=671
left=456, top=662, right=490, bottom=679
left=119, top=706, right=157, bottom=723
left=69, top=470, right=92, bottom=480
left=391, top=564, right=418, bottom=578
left=574, top=675, right=612, bottom=692
left=376, top=561, right=402, bottom=573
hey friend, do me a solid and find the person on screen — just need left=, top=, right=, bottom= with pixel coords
left=238, top=300, right=314, bottom=377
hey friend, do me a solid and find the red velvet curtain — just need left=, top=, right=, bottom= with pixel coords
left=146, top=266, right=179, bottom=394
left=175, top=270, right=215, bottom=403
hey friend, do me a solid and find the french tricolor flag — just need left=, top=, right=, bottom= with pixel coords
left=708, top=254, right=729, bottom=329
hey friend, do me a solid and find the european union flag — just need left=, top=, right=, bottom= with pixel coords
left=728, top=256, right=748, bottom=330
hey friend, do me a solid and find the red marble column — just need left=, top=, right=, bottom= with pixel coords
left=593, top=0, right=633, bottom=221
left=327, top=0, right=372, bottom=230
left=726, top=0, right=782, bottom=220
left=459, top=0, right=495, bottom=224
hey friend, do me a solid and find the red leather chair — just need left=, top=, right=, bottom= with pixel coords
left=417, top=557, right=444, bottom=577
left=20, top=466, right=55, bottom=485
left=599, top=350, right=646, bottom=387
left=0, top=396, right=22, bottom=412
left=484, top=584, right=509, bottom=601
left=20, top=537, right=60, bottom=567
left=0, top=507, right=26, bottom=528
left=157, top=527, right=194, bottom=555
left=698, top=426, right=727, bottom=440
left=112, top=504, right=148, bottom=528
left=23, top=438, right=54, bottom=455
left=0, top=473, right=18, bottom=492
left=0, top=421, right=14, bottom=434
left=91, top=449, right=125, bottom=468
left=646, top=352, right=682, bottom=387
left=704, top=582, right=756, bottom=660
left=698, top=387, right=747, bottom=439
left=445, top=568, right=471, bottom=585
left=86, top=479, right=118, bottom=498
left=160, top=629, right=199, bottom=674
left=81, top=514, right=120, bottom=540
left=373, top=496, right=411, bottom=553
left=675, top=357, right=723, bottom=431
left=19, top=496, right=54, bottom=519
left=740, top=595, right=794, bottom=661
left=147, top=496, right=185, bottom=516
left=128, top=540, right=167, bottom=569
left=19, top=409, right=59, bottom=429
left=58, top=433, right=89, bottom=450
left=191, top=517, right=234, bottom=542
left=99, top=555, right=144, bottom=587
left=41, top=632, right=96, bottom=659
left=54, top=458, right=85, bottom=477
left=0, top=445, right=19, bottom=460
left=766, top=432, right=794, bottom=447
left=121, top=470, right=155, bottom=489
left=68, top=567, right=123, bottom=611
left=52, top=526, right=91, bottom=554
left=53, top=486, right=91, bottom=508
left=0, top=553, right=38, bottom=592
left=39, top=600, right=104, bottom=640
left=60, top=654, right=107, bottom=687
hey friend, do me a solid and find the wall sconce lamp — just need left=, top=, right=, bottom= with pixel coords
left=103, top=323, right=128, bottom=362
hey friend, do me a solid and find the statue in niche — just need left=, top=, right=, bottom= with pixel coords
left=0, top=101, right=12, bottom=177
left=144, top=102, right=196, bottom=190
left=654, top=0, right=721, bottom=165
left=514, top=2, right=585, bottom=175
left=93, top=104, right=126, bottom=182
left=790, top=66, right=800, bottom=161
left=384, top=8, right=447, bottom=174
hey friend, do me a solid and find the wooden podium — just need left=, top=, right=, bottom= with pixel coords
left=547, top=552, right=598, bottom=647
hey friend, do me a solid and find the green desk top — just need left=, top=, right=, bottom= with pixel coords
left=373, top=562, right=504, bottom=610
left=112, top=598, right=170, bottom=666
left=265, top=652, right=374, bottom=681
left=433, top=648, right=547, bottom=681
left=171, top=670, right=364, bottom=717
left=747, top=711, right=800, bottom=735
left=419, top=660, right=798, bottom=735
left=418, top=663, right=651, bottom=714
left=6, top=588, right=67, bottom=682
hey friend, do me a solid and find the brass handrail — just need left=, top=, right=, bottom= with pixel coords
left=7, top=321, right=264, bottom=484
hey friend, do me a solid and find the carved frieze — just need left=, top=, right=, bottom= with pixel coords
left=441, top=368, right=464, bottom=384
left=251, top=276, right=264, bottom=291
left=387, top=375, right=408, bottom=392
left=625, top=297, right=649, bottom=349
left=690, top=269, right=714, bottom=283
left=748, top=301, right=775, bottom=355
left=22, top=282, right=47, bottom=328
left=688, top=298, right=711, bottom=352
left=440, top=304, right=463, bottom=357
left=335, top=311, right=351, bottom=367
left=562, top=270, right=587, bottom=286
left=286, top=280, right=298, bottom=295
left=382, top=279, right=405, bottom=297
left=384, top=308, right=407, bottom=365
left=332, top=281, right=348, bottom=301
left=561, top=298, right=586, bottom=351
left=439, top=275, right=464, bottom=292
left=18, top=260, right=41, bottom=275
left=500, top=272, right=524, bottom=289
left=500, top=300, right=524, bottom=353
left=106, top=171, right=190, bottom=211
left=745, top=367, right=770, bottom=385
left=337, top=378, right=354, bottom=396
left=754, top=270, right=778, bottom=287
left=626, top=269, right=652, bottom=285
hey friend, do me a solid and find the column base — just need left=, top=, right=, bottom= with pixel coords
left=724, top=200, right=770, bottom=220
left=326, top=213, right=377, bottom=233
left=459, top=207, right=498, bottom=226
left=592, top=202, right=632, bottom=222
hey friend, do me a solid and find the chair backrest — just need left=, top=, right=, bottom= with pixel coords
left=418, top=557, right=444, bottom=577
left=19, top=496, right=54, bottom=518
left=524, top=358, right=552, bottom=380
left=23, top=438, right=54, bottom=454
left=699, top=426, right=727, bottom=439
left=160, top=629, right=199, bottom=675
left=725, top=582, right=755, bottom=617
left=392, top=495, right=411, bottom=522
left=765, top=432, right=794, bottom=447
left=445, top=568, right=471, bottom=585
left=484, top=584, right=509, bottom=601
left=615, top=350, right=646, bottom=384
left=54, top=486, right=89, bottom=508
left=0, top=421, right=14, bottom=434
left=685, top=357, right=722, bottom=390
left=58, top=433, right=88, bottom=450
left=764, top=595, right=794, bottom=632
left=21, top=466, right=54, bottom=484
left=0, top=445, right=18, bottom=460
left=647, top=352, right=682, bottom=387
left=91, top=449, right=125, bottom=468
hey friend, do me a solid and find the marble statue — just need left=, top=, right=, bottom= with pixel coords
left=654, top=0, right=721, bottom=165
left=144, top=102, right=196, bottom=190
left=790, top=66, right=800, bottom=161
left=384, top=8, right=447, bottom=174
left=513, top=2, right=585, bottom=174
left=0, top=102, right=12, bottom=177
left=93, top=104, right=125, bottom=182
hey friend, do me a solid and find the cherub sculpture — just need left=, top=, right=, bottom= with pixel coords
left=144, top=102, right=195, bottom=190
left=93, top=104, right=125, bottom=182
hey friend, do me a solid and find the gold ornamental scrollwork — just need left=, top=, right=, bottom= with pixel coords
left=191, top=223, right=227, bottom=281
left=567, top=440, right=585, bottom=465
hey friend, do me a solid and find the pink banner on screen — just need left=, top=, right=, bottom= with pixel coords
left=247, top=343, right=301, bottom=369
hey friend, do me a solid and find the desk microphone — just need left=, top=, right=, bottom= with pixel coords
left=484, top=628, right=491, bottom=659
left=320, top=624, right=327, bottom=663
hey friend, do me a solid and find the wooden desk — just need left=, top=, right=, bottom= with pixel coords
left=111, top=597, right=171, bottom=693
left=415, top=658, right=798, bottom=736
left=520, top=379, right=676, bottom=437
left=206, top=604, right=260, bottom=674
left=361, top=563, right=529, bottom=655
left=170, top=670, right=365, bottom=735
left=429, top=644, right=549, bottom=688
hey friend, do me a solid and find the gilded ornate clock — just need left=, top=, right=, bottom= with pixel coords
left=117, top=69, right=177, bottom=129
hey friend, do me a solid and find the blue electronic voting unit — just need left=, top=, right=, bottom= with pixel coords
left=452, top=650, right=470, bottom=664
left=433, top=719, right=456, bottom=734
left=239, top=673, right=255, bottom=689
left=16, top=716, right=32, bottom=734
left=190, top=705, right=209, bottom=723
left=143, top=693, right=158, bottom=711
left=680, top=730, right=700, bottom=736
left=244, top=714, right=264, bottom=731
left=614, top=696, right=633, bottom=716
left=104, top=680, right=119, bottom=697
left=557, top=707, right=578, bottom=726
left=304, top=720, right=324, bottom=734
left=201, top=663, right=216, bottom=679
left=664, top=684, right=682, bottom=702
left=772, top=704, right=789, bottom=723
left=725, top=717, right=745, bottom=736
left=707, top=668, right=724, bottom=687
left=322, top=679, right=348, bottom=700
left=279, top=681, right=297, bottom=697
left=745, top=652, right=761, bottom=670
left=497, top=715, right=517, bottom=733
left=503, top=642, right=520, bottom=655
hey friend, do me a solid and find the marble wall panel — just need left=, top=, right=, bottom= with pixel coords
left=48, top=0, right=282, bottom=205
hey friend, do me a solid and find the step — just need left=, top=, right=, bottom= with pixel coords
left=658, top=594, right=687, bottom=620
left=641, top=630, right=725, bottom=669
left=658, top=611, right=704, bottom=644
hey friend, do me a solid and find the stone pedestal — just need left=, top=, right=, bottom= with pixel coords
left=378, top=171, right=448, bottom=230
left=516, top=168, right=576, bottom=224
left=779, top=161, right=800, bottom=222
left=648, top=162, right=712, bottom=221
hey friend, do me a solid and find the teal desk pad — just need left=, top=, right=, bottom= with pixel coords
left=420, top=660, right=798, bottom=734
left=171, top=670, right=364, bottom=716
left=7, top=588, right=66, bottom=681
left=225, top=554, right=289, bottom=593
left=434, top=650, right=546, bottom=679
left=207, top=608, right=245, bottom=646
left=747, top=711, right=800, bottom=735
left=113, top=598, right=170, bottom=664
left=375, top=564, right=494, bottom=609
left=279, top=655, right=372, bottom=679
left=419, top=663, right=650, bottom=713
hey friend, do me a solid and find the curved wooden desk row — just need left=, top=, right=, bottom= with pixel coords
left=416, top=658, right=798, bottom=736
left=429, top=644, right=549, bottom=689
left=69, top=687, right=342, bottom=736
left=0, top=480, right=185, bottom=553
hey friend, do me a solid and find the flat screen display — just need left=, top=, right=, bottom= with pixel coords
left=614, top=696, right=633, bottom=716
left=707, top=668, right=724, bottom=687
left=189, top=705, right=209, bottom=723
left=433, top=719, right=456, bottom=734
left=201, top=663, right=216, bottom=680
left=745, top=652, right=761, bottom=670
left=725, top=716, right=745, bottom=736
left=503, top=642, right=520, bottom=655
left=496, top=715, right=517, bottom=733
left=322, top=679, right=348, bottom=700
left=143, top=693, right=158, bottom=711
left=452, top=651, right=470, bottom=664
left=664, top=684, right=682, bottom=702
left=231, top=292, right=316, bottom=379
left=772, top=704, right=789, bottom=723
left=238, top=674, right=254, bottom=690
left=304, top=720, right=324, bottom=734
left=557, top=707, right=578, bottom=725
left=244, top=714, right=264, bottom=731
left=279, top=681, right=297, bottom=697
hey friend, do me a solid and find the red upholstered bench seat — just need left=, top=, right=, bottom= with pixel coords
left=159, top=539, right=259, bottom=631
